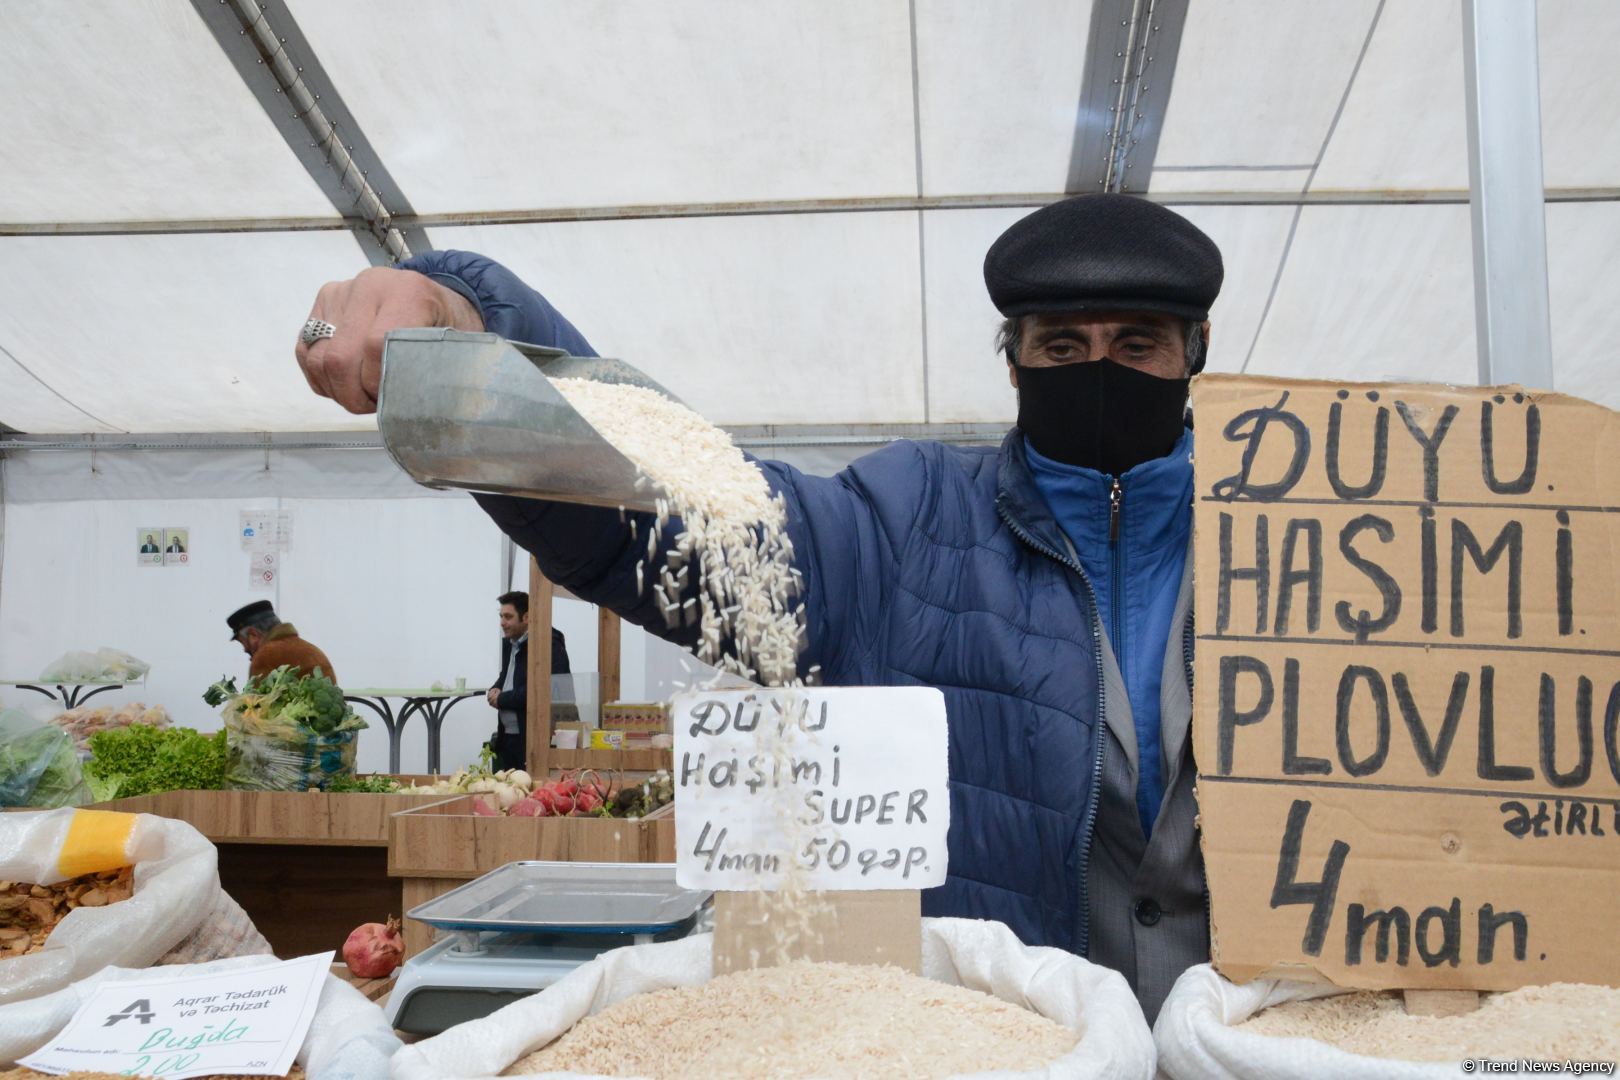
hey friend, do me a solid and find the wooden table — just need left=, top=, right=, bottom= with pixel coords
left=0, top=677, right=139, bottom=709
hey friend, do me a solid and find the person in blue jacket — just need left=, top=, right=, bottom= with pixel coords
left=294, top=194, right=1221, bottom=1021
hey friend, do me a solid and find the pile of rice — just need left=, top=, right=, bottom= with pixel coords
left=503, top=961, right=1079, bottom=1078
left=1235, top=983, right=1620, bottom=1062
left=554, top=377, right=828, bottom=951
left=553, top=378, right=804, bottom=687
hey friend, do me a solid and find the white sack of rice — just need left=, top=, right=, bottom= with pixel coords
left=1154, top=963, right=1620, bottom=1080
left=389, top=918, right=1157, bottom=1080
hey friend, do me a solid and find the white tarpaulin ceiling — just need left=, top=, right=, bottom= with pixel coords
left=2, top=0, right=1617, bottom=435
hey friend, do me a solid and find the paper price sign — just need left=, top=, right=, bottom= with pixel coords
left=673, top=686, right=949, bottom=891
left=19, top=952, right=330, bottom=1078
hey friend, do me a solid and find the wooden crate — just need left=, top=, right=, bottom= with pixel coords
left=92, top=787, right=445, bottom=845
left=91, top=788, right=443, bottom=959
left=389, top=795, right=676, bottom=955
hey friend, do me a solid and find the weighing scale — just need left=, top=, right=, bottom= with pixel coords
left=386, top=861, right=711, bottom=1036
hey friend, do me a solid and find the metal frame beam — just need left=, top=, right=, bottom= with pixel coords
left=6, top=187, right=1614, bottom=240
left=0, top=422, right=1014, bottom=455
left=190, top=0, right=428, bottom=265
left=1069, top=0, right=1191, bottom=194
left=1461, top=0, right=1555, bottom=388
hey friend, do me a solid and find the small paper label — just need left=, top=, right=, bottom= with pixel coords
left=249, top=551, right=278, bottom=591
left=19, top=952, right=331, bottom=1078
left=674, top=687, right=949, bottom=891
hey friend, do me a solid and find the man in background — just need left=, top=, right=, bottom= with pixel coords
left=487, top=590, right=571, bottom=770
left=226, top=600, right=338, bottom=683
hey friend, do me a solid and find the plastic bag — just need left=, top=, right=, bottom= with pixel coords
left=0, top=710, right=90, bottom=809
left=37, top=648, right=149, bottom=684
left=0, top=954, right=401, bottom=1079
left=224, top=724, right=361, bottom=791
left=0, top=809, right=262, bottom=1006
left=391, top=917, right=1157, bottom=1080
left=1152, top=964, right=1456, bottom=1080
left=218, top=673, right=366, bottom=791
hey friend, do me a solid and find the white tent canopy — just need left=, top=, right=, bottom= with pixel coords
left=3, top=0, right=1617, bottom=436
left=1, top=1, right=1615, bottom=775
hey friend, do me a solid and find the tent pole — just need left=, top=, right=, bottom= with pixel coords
left=1461, top=0, right=1554, bottom=388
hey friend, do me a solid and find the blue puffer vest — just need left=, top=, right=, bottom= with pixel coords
left=404, top=250, right=1121, bottom=955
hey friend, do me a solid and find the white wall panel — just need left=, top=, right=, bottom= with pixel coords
left=428, top=213, right=926, bottom=425
left=1153, top=0, right=1379, bottom=178
left=1313, top=1, right=1620, bottom=194
left=920, top=208, right=1025, bottom=423
left=0, top=232, right=374, bottom=433
left=1176, top=205, right=1300, bottom=374
left=1546, top=201, right=1620, bottom=409
left=1245, top=204, right=1478, bottom=384
left=1537, top=0, right=1620, bottom=190
left=1312, top=2, right=1468, bottom=194
left=913, top=0, right=1088, bottom=196
left=1146, top=168, right=1312, bottom=195
left=0, top=0, right=335, bottom=223
left=288, top=0, right=915, bottom=212
left=0, top=354, right=118, bottom=434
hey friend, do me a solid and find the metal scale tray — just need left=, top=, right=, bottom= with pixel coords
left=385, top=862, right=711, bottom=1036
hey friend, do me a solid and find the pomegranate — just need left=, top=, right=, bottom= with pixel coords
left=342, top=916, right=403, bottom=978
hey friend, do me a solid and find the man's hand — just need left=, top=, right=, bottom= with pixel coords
left=486, top=687, right=501, bottom=708
left=296, top=267, right=484, bottom=414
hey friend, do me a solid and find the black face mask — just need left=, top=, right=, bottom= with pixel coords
left=1015, top=359, right=1189, bottom=476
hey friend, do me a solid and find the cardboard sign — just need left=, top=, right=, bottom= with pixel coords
left=1191, top=375, right=1620, bottom=991
left=673, top=686, right=949, bottom=891
left=19, top=952, right=330, bottom=1078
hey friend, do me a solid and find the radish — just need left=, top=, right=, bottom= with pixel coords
left=471, top=796, right=499, bottom=817
left=508, top=796, right=544, bottom=818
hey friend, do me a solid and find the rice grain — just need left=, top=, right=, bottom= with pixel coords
left=502, top=961, right=1079, bottom=1078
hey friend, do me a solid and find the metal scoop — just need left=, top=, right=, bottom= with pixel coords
left=377, top=328, right=680, bottom=512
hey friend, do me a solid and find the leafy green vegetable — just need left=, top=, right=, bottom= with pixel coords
left=327, top=773, right=402, bottom=794
left=202, top=676, right=238, bottom=708
left=84, top=724, right=228, bottom=797
left=0, top=711, right=90, bottom=808
left=217, top=666, right=357, bottom=736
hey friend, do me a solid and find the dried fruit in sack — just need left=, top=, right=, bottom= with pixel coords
left=0, top=867, right=135, bottom=958
left=341, top=916, right=403, bottom=978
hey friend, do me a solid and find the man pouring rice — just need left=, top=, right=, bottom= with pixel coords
left=296, top=194, right=1220, bottom=1022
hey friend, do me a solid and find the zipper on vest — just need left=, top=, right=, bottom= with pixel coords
left=997, top=501, right=1108, bottom=959
left=1109, top=478, right=1124, bottom=671
left=1183, top=600, right=1212, bottom=937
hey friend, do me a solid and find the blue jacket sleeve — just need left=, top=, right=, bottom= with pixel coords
left=398, top=250, right=917, bottom=682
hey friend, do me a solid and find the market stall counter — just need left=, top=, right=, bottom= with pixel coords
left=90, top=787, right=445, bottom=959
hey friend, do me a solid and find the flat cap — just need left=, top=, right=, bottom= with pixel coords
left=984, top=194, right=1223, bottom=321
left=226, top=600, right=275, bottom=640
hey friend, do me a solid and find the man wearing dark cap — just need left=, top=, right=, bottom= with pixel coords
left=226, top=601, right=339, bottom=684
left=292, top=194, right=1217, bottom=1020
